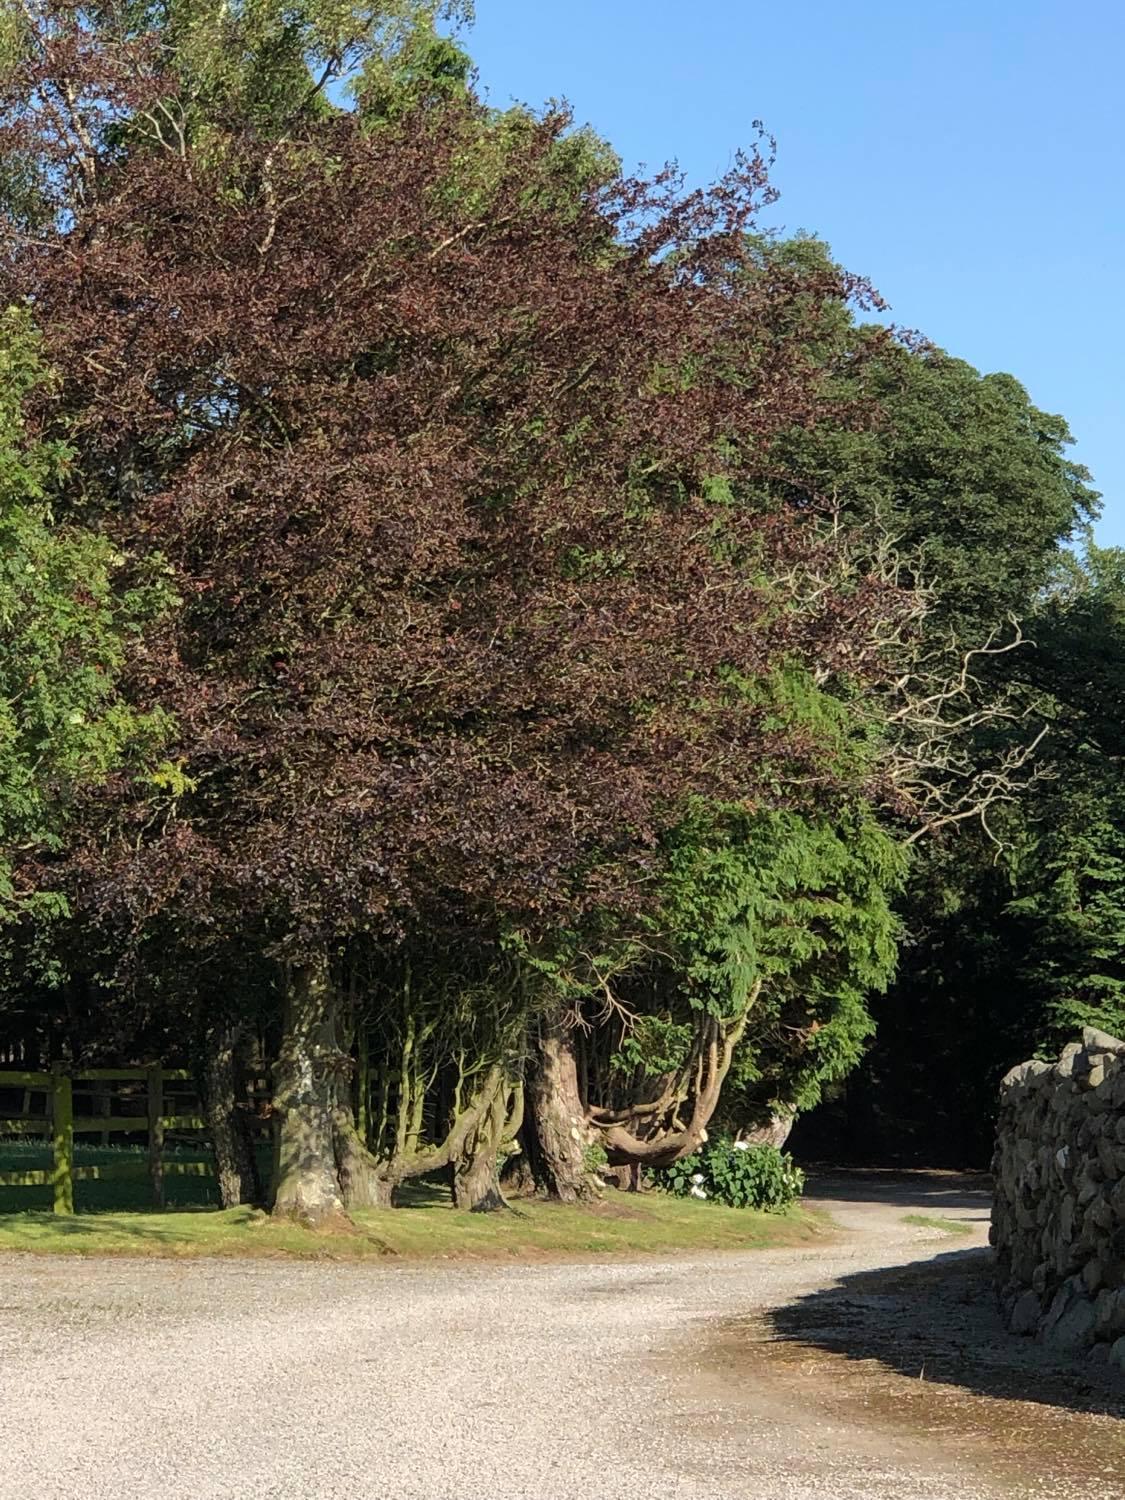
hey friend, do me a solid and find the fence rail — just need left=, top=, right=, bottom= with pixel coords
left=0, top=1064, right=234, bottom=1212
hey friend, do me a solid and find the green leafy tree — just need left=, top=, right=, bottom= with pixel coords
left=746, top=235, right=1098, bottom=637
left=1006, top=546, right=1125, bottom=1039
left=743, top=239, right=1103, bottom=1166
left=522, top=784, right=903, bottom=1194
left=835, top=547, right=1125, bottom=1166
left=0, top=306, right=164, bottom=918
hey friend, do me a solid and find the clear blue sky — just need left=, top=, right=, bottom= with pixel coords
left=462, top=0, right=1123, bottom=545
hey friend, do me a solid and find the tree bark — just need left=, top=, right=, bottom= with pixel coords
left=452, top=1082, right=518, bottom=1213
left=271, top=957, right=352, bottom=1228
left=528, top=1015, right=600, bottom=1202
left=200, top=1022, right=261, bottom=1208
left=740, top=1108, right=796, bottom=1151
left=499, top=1143, right=537, bottom=1198
left=453, top=1144, right=506, bottom=1212
left=331, top=1088, right=395, bottom=1209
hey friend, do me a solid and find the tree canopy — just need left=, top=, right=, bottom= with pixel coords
left=0, top=0, right=1113, bottom=1218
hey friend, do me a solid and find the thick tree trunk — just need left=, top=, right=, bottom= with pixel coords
left=200, top=1022, right=261, bottom=1208
left=452, top=1086, right=511, bottom=1213
left=331, top=1090, right=395, bottom=1209
left=741, top=1109, right=796, bottom=1151
left=271, top=957, right=351, bottom=1228
left=453, top=1146, right=506, bottom=1212
left=528, top=1016, right=600, bottom=1203
left=499, top=1147, right=536, bottom=1198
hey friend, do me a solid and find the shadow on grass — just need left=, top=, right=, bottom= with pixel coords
left=0, top=1206, right=263, bottom=1247
left=766, top=1246, right=1125, bottom=1420
left=394, top=1177, right=452, bottom=1209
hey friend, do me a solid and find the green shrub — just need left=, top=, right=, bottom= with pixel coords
left=658, top=1139, right=805, bottom=1211
left=582, top=1141, right=609, bottom=1174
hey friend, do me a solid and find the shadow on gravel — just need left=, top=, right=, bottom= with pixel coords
left=804, top=1166, right=993, bottom=1214
left=767, top=1246, right=1125, bottom=1420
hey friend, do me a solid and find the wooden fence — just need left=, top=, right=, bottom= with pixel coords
left=0, top=1065, right=217, bottom=1213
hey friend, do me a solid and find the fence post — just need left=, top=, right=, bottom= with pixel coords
left=147, top=1064, right=164, bottom=1208
left=50, top=1065, right=74, bottom=1215
left=95, top=1082, right=112, bottom=1147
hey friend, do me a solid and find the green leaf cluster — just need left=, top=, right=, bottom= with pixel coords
left=0, top=307, right=168, bottom=914
left=659, top=1139, right=805, bottom=1211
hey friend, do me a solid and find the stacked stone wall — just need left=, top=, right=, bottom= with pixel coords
left=991, top=1027, right=1125, bottom=1367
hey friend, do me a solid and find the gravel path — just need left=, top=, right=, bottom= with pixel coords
left=0, top=1173, right=1121, bottom=1499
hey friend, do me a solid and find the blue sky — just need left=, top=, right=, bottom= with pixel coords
left=462, top=0, right=1123, bottom=545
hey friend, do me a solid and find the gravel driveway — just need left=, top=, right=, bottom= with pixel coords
left=0, top=1173, right=1121, bottom=1499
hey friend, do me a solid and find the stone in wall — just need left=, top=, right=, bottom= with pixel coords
left=991, top=1027, right=1125, bottom=1368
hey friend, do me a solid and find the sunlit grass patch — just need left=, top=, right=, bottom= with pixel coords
left=902, top=1213, right=974, bottom=1236
left=0, top=1183, right=831, bottom=1261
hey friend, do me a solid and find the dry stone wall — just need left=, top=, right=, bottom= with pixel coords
left=991, top=1027, right=1125, bottom=1369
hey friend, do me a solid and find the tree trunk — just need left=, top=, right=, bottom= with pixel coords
left=599, top=1163, right=642, bottom=1191
left=331, top=1088, right=395, bottom=1209
left=500, top=1147, right=537, bottom=1198
left=741, top=1109, right=796, bottom=1151
left=271, top=957, right=351, bottom=1228
left=200, top=1022, right=261, bottom=1208
left=595, top=995, right=758, bottom=1169
left=453, top=1145, right=506, bottom=1212
left=452, top=1086, right=510, bottom=1213
left=528, top=1015, right=600, bottom=1203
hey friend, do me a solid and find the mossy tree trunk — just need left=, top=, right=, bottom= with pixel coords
left=271, top=956, right=352, bottom=1228
left=332, top=1087, right=395, bottom=1209
left=452, top=1079, right=523, bottom=1212
left=740, top=1108, right=796, bottom=1151
left=528, top=1015, right=601, bottom=1202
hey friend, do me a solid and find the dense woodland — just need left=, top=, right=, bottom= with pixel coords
left=0, top=0, right=1118, bottom=1223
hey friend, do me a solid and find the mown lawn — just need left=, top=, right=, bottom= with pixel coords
left=0, top=1141, right=828, bottom=1260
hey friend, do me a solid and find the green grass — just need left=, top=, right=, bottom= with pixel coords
left=0, top=1138, right=830, bottom=1260
left=0, top=1198, right=828, bottom=1261
left=902, top=1213, right=974, bottom=1236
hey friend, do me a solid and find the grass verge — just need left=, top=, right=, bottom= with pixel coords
left=0, top=1192, right=830, bottom=1261
left=901, top=1213, right=974, bottom=1236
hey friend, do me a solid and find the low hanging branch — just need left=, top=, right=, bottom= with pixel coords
left=589, top=984, right=761, bottom=1167
left=345, top=948, right=530, bottom=1209
left=527, top=965, right=765, bottom=1194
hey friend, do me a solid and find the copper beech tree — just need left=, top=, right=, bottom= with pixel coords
left=2, top=27, right=919, bottom=1220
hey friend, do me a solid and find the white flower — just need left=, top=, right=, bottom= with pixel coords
left=691, top=1172, right=705, bottom=1185
left=689, top=1185, right=708, bottom=1200
left=733, top=1141, right=750, bottom=1151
